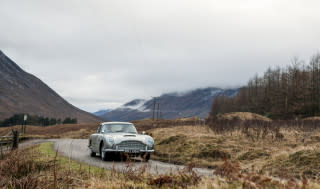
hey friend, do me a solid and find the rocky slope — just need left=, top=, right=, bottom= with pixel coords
left=0, top=50, right=102, bottom=123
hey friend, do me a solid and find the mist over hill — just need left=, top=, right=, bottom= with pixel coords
left=99, top=87, right=238, bottom=121
left=93, top=109, right=112, bottom=117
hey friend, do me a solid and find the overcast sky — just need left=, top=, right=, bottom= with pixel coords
left=1, top=0, right=320, bottom=112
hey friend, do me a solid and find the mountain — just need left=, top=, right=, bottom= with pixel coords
left=0, top=50, right=102, bottom=123
left=99, top=87, right=239, bottom=121
left=93, top=109, right=112, bottom=117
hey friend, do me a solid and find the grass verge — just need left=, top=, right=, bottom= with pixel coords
left=264, top=150, right=320, bottom=179
left=1, top=141, right=320, bottom=188
left=0, top=142, right=207, bottom=188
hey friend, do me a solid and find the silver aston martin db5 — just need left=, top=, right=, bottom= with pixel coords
left=88, top=122, right=154, bottom=161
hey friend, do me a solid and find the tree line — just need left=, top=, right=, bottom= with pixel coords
left=0, top=114, right=77, bottom=127
left=210, top=53, right=320, bottom=119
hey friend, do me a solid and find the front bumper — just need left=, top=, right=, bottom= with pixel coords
left=89, top=146, right=154, bottom=154
left=103, top=148, right=154, bottom=153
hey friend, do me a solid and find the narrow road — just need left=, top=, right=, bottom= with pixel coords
left=22, top=139, right=213, bottom=176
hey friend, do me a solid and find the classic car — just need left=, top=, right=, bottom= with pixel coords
left=88, top=122, right=154, bottom=161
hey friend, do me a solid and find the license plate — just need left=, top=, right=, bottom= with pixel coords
left=124, top=149, right=139, bottom=153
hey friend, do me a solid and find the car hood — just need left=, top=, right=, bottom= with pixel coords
left=104, top=133, right=151, bottom=144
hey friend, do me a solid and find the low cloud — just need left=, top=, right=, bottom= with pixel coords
left=1, top=0, right=320, bottom=111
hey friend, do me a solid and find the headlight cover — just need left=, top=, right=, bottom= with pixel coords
left=107, top=137, right=114, bottom=145
left=145, top=137, right=154, bottom=147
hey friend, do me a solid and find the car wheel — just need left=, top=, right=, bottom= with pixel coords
left=120, top=153, right=127, bottom=162
left=89, top=147, right=96, bottom=157
left=100, top=142, right=107, bottom=161
left=142, top=153, right=150, bottom=162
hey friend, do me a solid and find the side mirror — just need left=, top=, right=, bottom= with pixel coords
left=142, top=131, right=146, bottom=135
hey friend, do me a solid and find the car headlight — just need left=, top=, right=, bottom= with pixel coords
left=107, top=137, right=114, bottom=145
left=145, top=137, right=154, bottom=147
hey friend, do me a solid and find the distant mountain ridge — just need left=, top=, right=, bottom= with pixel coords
left=99, top=87, right=239, bottom=121
left=93, top=109, right=112, bottom=117
left=0, top=50, right=102, bottom=123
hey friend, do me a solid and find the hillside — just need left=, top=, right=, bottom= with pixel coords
left=100, top=88, right=238, bottom=121
left=0, top=50, right=102, bottom=123
left=93, top=109, right=112, bottom=117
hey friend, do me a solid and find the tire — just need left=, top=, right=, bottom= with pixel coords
left=100, top=142, right=107, bottom=161
left=142, top=153, right=150, bottom=162
left=89, top=147, right=96, bottom=157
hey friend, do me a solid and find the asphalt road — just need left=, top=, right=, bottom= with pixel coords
left=21, top=139, right=213, bottom=176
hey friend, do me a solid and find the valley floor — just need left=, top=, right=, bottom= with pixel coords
left=1, top=122, right=320, bottom=188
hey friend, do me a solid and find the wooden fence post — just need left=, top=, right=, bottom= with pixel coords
left=0, top=141, right=3, bottom=159
left=12, top=130, right=19, bottom=150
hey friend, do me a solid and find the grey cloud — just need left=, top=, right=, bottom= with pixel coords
left=1, top=0, right=320, bottom=112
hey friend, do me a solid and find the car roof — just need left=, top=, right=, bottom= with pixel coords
left=101, top=121, right=133, bottom=125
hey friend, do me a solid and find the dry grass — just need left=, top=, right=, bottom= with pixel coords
left=1, top=142, right=319, bottom=188
left=0, top=119, right=201, bottom=139
left=149, top=125, right=320, bottom=182
left=2, top=117, right=320, bottom=187
left=216, top=112, right=272, bottom=121
left=150, top=125, right=225, bottom=167
left=132, top=118, right=204, bottom=131
left=264, top=150, right=320, bottom=179
left=303, top=116, right=320, bottom=121
left=0, top=123, right=98, bottom=138
left=0, top=142, right=218, bottom=188
left=174, top=116, right=199, bottom=121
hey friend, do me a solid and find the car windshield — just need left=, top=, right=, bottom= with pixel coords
left=102, top=123, right=138, bottom=134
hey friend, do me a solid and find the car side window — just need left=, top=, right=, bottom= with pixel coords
left=101, top=125, right=105, bottom=133
left=97, top=125, right=102, bottom=133
left=101, top=125, right=109, bottom=133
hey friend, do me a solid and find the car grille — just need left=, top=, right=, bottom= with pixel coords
left=117, top=140, right=146, bottom=150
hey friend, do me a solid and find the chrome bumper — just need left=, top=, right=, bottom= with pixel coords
left=103, top=149, right=154, bottom=153
left=88, top=146, right=154, bottom=153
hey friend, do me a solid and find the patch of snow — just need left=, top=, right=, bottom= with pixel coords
left=123, top=99, right=146, bottom=109
left=136, top=105, right=151, bottom=112
left=114, top=99, right=151, bottom=112
left=167, top=91, right=191, bottom=97
left=210, top=89, right=223, bottom=96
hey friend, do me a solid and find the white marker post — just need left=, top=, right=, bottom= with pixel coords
left=23, top=115, right=28, bottom=134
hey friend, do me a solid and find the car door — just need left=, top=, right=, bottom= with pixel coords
left=96, top=125, right=106, bottom=149
left=92, top=125, right=102, bottom=152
